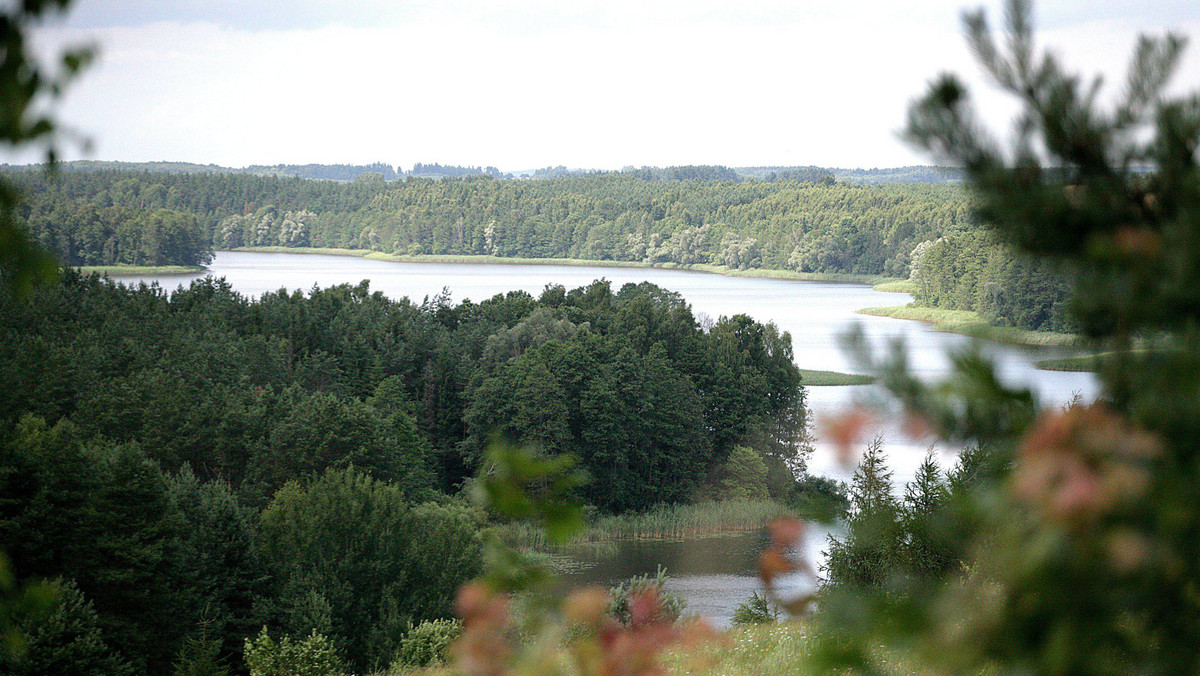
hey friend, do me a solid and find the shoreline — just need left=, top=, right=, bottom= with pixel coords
left=222, top=247, right=1079, bottom=352
left=227, top=246, right=903, bottom=286
left=1036, top=354, right=1100, bottom=372
left=797, top=369, right=876, bottom=386
left=857, top=304, right=1080, bottom=348
left=77, top=264, right=206, bottom=275
left=499, top=500, right=797, bottom=549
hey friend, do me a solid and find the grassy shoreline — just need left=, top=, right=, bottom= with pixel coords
left=229, top=245, right=375, bottom=257
left=1036, top=349, right=1162, bottom=372
left=871, top=279, right=916, bottom=294
left=229, top=246, right=1082, bottom=348
left=1035, top=354, right=1101, bottom=372
left=227, top=246, right=903, bottom=286
left=500, top=500, right=795, bottom=551
left=797, top=368, right=876, bottom=386
left=857, top=304, right=1080, bottom=347
left=77, top=264, right=206, bottom=275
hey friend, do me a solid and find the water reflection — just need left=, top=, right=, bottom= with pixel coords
left=558, top=529, right=829, bottom=628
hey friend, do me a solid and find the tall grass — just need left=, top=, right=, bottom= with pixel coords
left=79, top=264, right=205, bottom=275
left=499, top=500, right=795, bottom=550
left=871, top=279, right=916, bottom=293
left=662, top=622, right=813, bottom=674
left=858, top=304, right=1079, bottom=347
left=797, top=368, right=876, bottom=386
left=224, top=246, right=904, bottom=286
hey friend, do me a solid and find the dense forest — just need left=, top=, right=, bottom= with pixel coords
left=5, top=165, right=1078, bottom=329
left=7, top=167, right=974, bottom=276
left=910, top=229, right=1074, bottom=331
left=15, top=200, right=213, bottom=267
left=8, top=165, right=1078, bottom=329
left=0, top=271, right=814, bottom=671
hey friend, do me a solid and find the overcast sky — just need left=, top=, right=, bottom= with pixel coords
left=19, top=0, right=1200, bottom=171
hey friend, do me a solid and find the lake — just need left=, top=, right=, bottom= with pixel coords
left=110, top=251, right=1098, bottom=624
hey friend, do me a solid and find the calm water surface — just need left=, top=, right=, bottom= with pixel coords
left=114, top=251, right=1098, bottom=625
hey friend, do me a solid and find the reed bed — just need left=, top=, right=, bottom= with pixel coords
left=499, top=500, right=795, bottom=551
left=588, top=500, right=792, bottom=540
left=858, top=304, right=1079, bottom=347
left=79, top=264, right=205, bottom=275
left=797, top=368, right=876, bottom=386
left=871, top=279, right=916, bottom=293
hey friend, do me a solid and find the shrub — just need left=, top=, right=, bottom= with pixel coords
left=606, top=568, right=687, bottom=628
left=731, top=591, right=779, bottom=626
left=718, top=446, right=770, bottom=502
left=392, top=619, right=461, bottom=668
left=243, top=628, right=343, bottom=676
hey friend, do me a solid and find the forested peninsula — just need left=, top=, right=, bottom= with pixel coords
left=0, top=271, right=825, bottom=672
left=5, top=165, right=1073, bottom=331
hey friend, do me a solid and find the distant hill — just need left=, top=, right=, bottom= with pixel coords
left=829, top=166, right=963, bottom=184
left=244, top=162, right=400, bottom=181
left=10, top=160, right=963, bottom=185
left=32, top=160, right=241, bottom=174
left=13, top=160, right=402, bottom=181
left=410, top=163, right=505, bottom=179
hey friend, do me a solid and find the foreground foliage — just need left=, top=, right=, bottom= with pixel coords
left=813, top=1, right=1200, bottom=673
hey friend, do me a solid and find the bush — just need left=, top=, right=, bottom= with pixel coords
left=790, top=474, right=850, bottom=523
left=243, top=628, right=344, bottom=676
left=718, top=446, right=770, bottom=502
left=730, top=591, right=779, bottom=626
left=391, top=619, right=461, bottom=668
left=606, top=568, right=687, bottom=628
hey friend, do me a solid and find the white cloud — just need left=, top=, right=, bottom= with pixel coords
left=19, top=1, right=1200, bottom=170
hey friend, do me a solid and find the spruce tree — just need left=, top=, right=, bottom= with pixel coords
left=824, top=436, right=902, bottom=589
left=813, top=1, right=1200, bottom=672
left=900, top=452, right=953, bottom=577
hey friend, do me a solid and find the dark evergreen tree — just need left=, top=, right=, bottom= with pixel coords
left=824, top=437, right=902, bottom=589
left=0, top=580, right=134, bottom=676
left=899, top=453, right=953, bottom=577
left=257, top=468, right=482, bottom=673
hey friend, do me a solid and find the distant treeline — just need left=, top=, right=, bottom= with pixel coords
left=6, top=165, right=1072, bottom=329
left=8, top=169, right=975, bottom=278
left=410, top=162, right=504, bottom=178
left=245, top=161, right=402, bottom=181
left=12, top=160, right=967, bottom=185
left=831, top=166, right=964, bottom=185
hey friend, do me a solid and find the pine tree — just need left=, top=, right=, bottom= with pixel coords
left=813, top=1, right=1200, bottom=672
left=172, top=613, right=229, bottom=676
left=900, top=452, right=953, bottom=577
left=1, top=580, right=134, bottom=676
left=824, top=436, right=902, bottom=589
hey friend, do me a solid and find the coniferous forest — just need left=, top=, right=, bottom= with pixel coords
left=7, top=0, right=1200, bottom=674
left=0, top=271, right=812, bottom=672
left=5, top=165, right=1077, bottom=330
